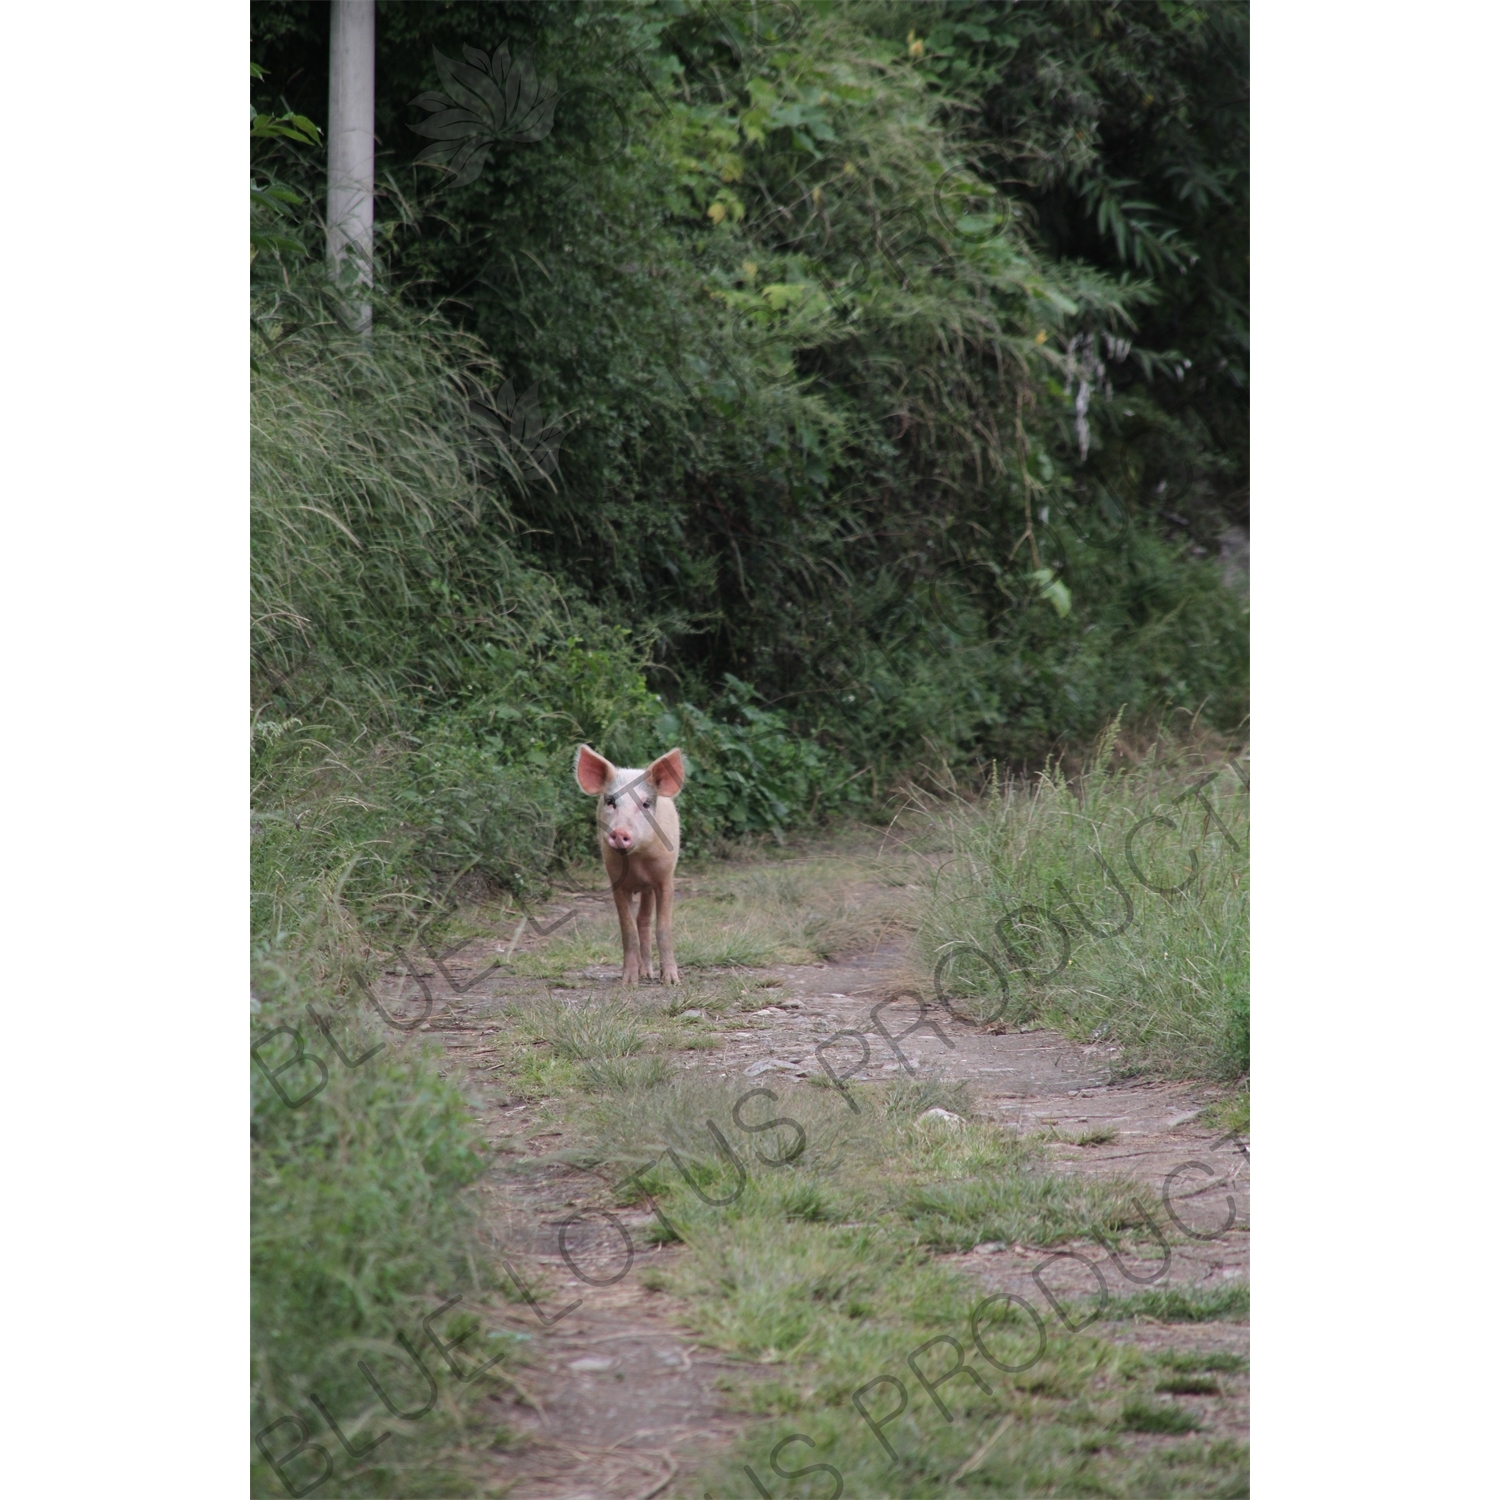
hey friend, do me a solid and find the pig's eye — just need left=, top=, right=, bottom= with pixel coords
left=604, top=796, right=616, bottom=808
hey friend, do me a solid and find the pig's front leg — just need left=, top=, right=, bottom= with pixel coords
left=655, top=874, right=679, bottom=985
left=635, top=886, right=656, bottom=981
left=612, top=882, right=642, bottom=984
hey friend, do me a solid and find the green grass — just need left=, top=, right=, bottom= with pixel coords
left=1158, top=1375, right=1222, bottom=1395
left=250, top=980, right=514, bottom=1496
left=1121, top=1397, right=1202, bottom=1434
left=582, top=1054, right=673, bottom=1092
left=1157, top=1350, right=1247, bottom=1374
left=505, top=914, right=621, bottom=977
left=898, top=1167, right=1139, bottom=1253
left=917, top=726, right=1249, bottom=1080
left=1205, top=1087, right=1251, bottom=1135
left=1102, top=1283, right=1250, bottom=1324
left=520, top=993, right=646, bottom=1060
left=675, top=920, right=789, bottom=968
left=533, top=1069, right=1249, bottom=1497
left=676, top=1228, right=1245, bottom=1495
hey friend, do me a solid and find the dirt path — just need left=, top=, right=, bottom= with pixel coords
left=387, top=856, right=1248, bottom=1496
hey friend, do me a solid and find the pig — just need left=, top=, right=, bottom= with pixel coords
left=574, top=744, right=686, bottom=985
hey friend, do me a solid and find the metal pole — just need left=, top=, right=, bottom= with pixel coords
left=327, top=0, right=375, bottom=332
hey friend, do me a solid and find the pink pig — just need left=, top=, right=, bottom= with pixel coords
left=574, top=745, right=686, bottom=985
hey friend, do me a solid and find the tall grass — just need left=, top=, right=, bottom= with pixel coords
left=250, top=285, right=570, bottom=1494
left=916, top=728, right=1249, bottom=1079
left=253, top=278, right=577, bottom=717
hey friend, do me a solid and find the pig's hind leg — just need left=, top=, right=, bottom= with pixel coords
left=635, top=887, right=656, bottom=981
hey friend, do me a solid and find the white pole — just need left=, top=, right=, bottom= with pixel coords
left=327, top=0, right=375, bottom=331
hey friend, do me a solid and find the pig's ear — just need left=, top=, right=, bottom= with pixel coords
left=575, top=744, right=613, bottom=795
left=647, top=747, right=686, bottom=797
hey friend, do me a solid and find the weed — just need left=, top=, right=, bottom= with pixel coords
left=1056, top=1126, right=1120, bottom=1147
left=581, top=1054, right=672, bottom=1093
left=1157, top=1350, right=1247, bottom=1375
left=1104, top=1284, right=1250, bottom=1323
left=898, top=1168, right=1139, bottom=1252
left=1120, top=1397, right=1202, bottom=1434
left=885, top=1072, right=973, bottom=1120
left=1158, top=1375, right=1221, bottom=1395
left=525, top=995, right=644, bottom=1060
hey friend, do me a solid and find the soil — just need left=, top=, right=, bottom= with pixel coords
left=382, top=870, right=1249, bottom=1498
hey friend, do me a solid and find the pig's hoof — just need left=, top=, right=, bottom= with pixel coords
left=663, top=965, right=681, bottom=985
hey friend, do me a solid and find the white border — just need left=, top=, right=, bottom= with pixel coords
left=0, top=3, right=245, bottom=1492
left=1256, top=3, right=1498, bottom=1493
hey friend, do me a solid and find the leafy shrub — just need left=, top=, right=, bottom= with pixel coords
left=658, top=676, right=866, bottom=843
left=254, top=0, right=1250, bottom=783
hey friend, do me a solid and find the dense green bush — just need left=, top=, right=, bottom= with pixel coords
left=659, top=674, right=861, bottom=839
left=252, top=0, right=1249, bottom=778
left=250, top=922, right=514, bottom=1496
left=910, top=0, right=1250, bottom=536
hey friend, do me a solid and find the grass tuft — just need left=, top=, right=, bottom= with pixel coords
left=1104, top=1283, right=1250, bottom=1323
left=1158, top=1375, right=1221, bottom=1395
left=1120, top=1397, right=1202, bottom=1434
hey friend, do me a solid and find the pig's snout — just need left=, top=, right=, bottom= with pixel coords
left=606, top=827, right=634, bottom=851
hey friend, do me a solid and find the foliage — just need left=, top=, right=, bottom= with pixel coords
left=252, top=265, right=840, bottom=848
left=250, top=925, right=505, bottom=1494
left=906, top=0, right=1251, bottom=534
left=659, top=675, right=863, bottom=840
left=251, top=0, right=1249, bottom=779
left=251, top=61, right=322, bottom=259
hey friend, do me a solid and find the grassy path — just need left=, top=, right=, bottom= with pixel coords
left=374, top=835, right=1247, bottom=1497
